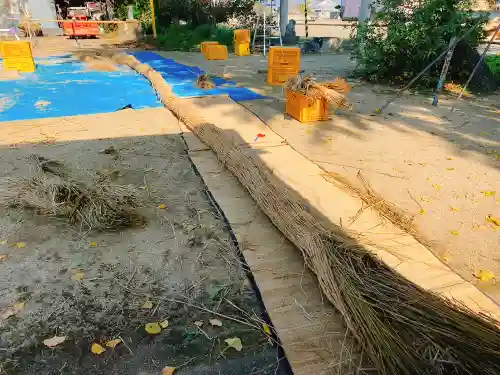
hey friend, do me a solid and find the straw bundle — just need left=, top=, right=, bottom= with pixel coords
left=286, top=75, right=351, bottom=110
left=195, top=73, right=215, bottom=89
left=0, top=176, right=145, bottom=230
left=116, top=53, right=500, bottom=375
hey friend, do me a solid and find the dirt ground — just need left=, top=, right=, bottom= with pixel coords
left=0, top=108, right=285, bottom=374
left=156, top=50, right=500, bottom=304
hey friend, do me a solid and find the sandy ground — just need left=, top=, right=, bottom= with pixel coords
left=0, top=107, right=286, bottom=374
left=156, top=50, right=500, bottom=304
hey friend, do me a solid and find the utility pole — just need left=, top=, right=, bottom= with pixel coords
left=358, top=0, right=373, bottom=22
left=149, top=0, right=157, bottom=38
left=280, top=0, right=288, bottom=37
left=304, top=0, right=308, bottom=39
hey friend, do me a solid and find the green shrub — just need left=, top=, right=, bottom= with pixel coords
left=353, top=0, right=489, bottom=87
left=213, top=25, right=234, bottom=47
left=485, top=55, right=500, bottom=79
left=193, top=24, right=213, bottom=40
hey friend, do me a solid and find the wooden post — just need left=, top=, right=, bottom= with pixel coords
left=432, top=37, right=457, bottom=106
left=304, top=0, right=308, bottom=39
left=149, top=0, right=157, bottom=38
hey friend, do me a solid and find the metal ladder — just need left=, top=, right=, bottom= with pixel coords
left=251, top=0, right=282, bottom=56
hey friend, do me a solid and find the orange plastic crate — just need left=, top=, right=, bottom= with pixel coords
left=235, top=42, right=250, bottom=56
left=205, top=44, right=228, bottom=60
left=267, top=66, right=300, bottom=85
left=234, top=29, right=250, bottom=44
left=0, top=41, right=35, bottom=72
left=200, top=41, right=219, bottom=56
left=285, top=89, right=328, bottom=123
left=268, top=47, right=300, bottom=68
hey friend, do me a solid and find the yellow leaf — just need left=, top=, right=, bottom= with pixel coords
left=159, top=319, right=169, bottom=328
left=158, top=204, right=167, bottom=209
left=432, top=184, right=441, bottom=191
left=479, top=132, right=489, bottom=136
left=15, top=242, right=25, bottom=248
left=445, top=168, right=455, bottom=171
left=1, top=301, right=25, bottom=320
left=439, top=253, right=451, bottom=263
left=105, top=338, right=122, bottom=348
left=425, top=177, right=432, bottom=181
left=418, top=209, right=426, bottom=215
left=209, top=319, right=223, bottom=327
left=194, top=321, right=203, bottom=327
left=13, top=302, right=25, bottom=311
left=475, top=270, right=495, bottom=282
left=486, top=215, right=500, bottom=226
left=449, top=206, right=461, bottom=212
left=89, top=241, right=98, bottom=247
left=224, top=337, right=243, bottom=352
left=0, top=240, right=7, bottom=245
left=142, top=300, right=153, bottom=309
left=262, top=323, right=271, bottom=335
left=161, top=367, right=177, bottom=375
left=420, top=196, right=431, bottom=202
left=71, top=272, right=84, bottom=281
left=145, top=322, right=162, bottom=334
left=91, top=343, right=106, bottom=355
left=481, top=191, right=496, bottom=197
left=0, top=254, right=7, bottom=261
left=43, top=335, right=66, bottom=348
left=446, top=157, right=455, bottom=160
left=450, top=230, right=459, bottom=236
left=418, top=162, right=426, bottom=166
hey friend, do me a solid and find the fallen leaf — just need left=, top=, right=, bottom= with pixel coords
left=445, top=167, right=455, bottom=171
left=209, top=319, right=223, bottom=327
left=143, top=167, right=154, bottom=172
left=486, top=215, right=500, bottom=226
left=105, top=338, right=122, bottom=348
left=142, top=300, right=153, bottom=309
left=418, top=209, right=426, bottom=215
left=446, top=157, right=455, bottom=160
left=479, top=132, right=489, bottom=136
left=161, top=367, right=177, bottom=375
left=159, top=319, right=169, bottom=328
left=475, top=270, right=495, bottom=282
left=0, top=240, right=7, bottom=245
left=14, top=242, right=25, bottom=249
left=224, top=337, right=243, bottom=352
left=89, top=241, right=98, bottom=247
left=43, top=335, right=66, bottom=348
left=432, top=184, right=441, bottom=191
left=91, top=343, right=106, bottom=355
left=418, top=162, right=426, bottom=166
left=449, top=206, right=461, bottom=212
left=262, top=323, right=272, bottom=335
left=481, top=191, right=496, bottom=197
left=425, top=177, right=432, bottom=181
left=0, top=255, right=7, bottom=261
left=158, top=204, right=167, bottom=209
left=71, top=272, right=84, bottom=281
left=194, top=321, right=203, bottom=327
left=439, top=253, right=451, bottom=263
left=420, top=196, right=431, bottom=202
left=145, top=322, right=162, bottom=334
left=450, top=230, right=459, bottom=236
left=1, top=301, right=25, bottom=320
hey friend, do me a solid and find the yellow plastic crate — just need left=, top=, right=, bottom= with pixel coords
left=205, top=44, right=228, bottom=60
left=235, top=42, right=250, bottom=56
left=234, top=29, right=250, bottom=44
left=0, top=41, right=35, bottom=72
left=268, top=47, right=300, bottom=68
left=285, top=89, right=328, bottom=123
left=200, top=41, right=219, bottom=56
left=267, top=66, right=300, bottom=86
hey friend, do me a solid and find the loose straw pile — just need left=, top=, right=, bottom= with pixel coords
left=113, top=52, right=500, bottom=375
left=286, top=75, right=352, bottom=110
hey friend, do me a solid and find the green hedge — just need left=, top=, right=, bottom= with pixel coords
left=484, top=55, right=500, bottom=80
left=156, top=24, right=235, bottom=51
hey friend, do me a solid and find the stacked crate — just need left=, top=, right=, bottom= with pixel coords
left=234, top=29, right=250, bottom=56
left=0, top=41, right=35, bottom=73
left=200, top=41, right=219, bottom=58
left=204, top=44, right=228, bottom=60
left=266, top=47, right=300, bottom=86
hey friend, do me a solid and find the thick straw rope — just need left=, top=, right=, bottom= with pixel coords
left=113, top=53, right=500, bottom=375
